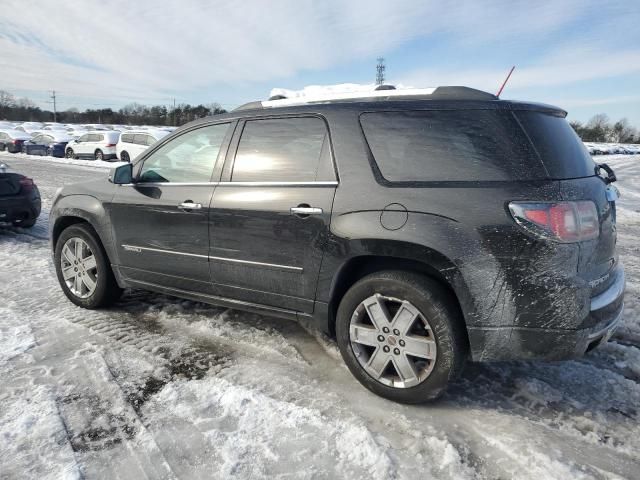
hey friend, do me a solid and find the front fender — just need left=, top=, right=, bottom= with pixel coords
left=49, top=195, right=119, bottom=267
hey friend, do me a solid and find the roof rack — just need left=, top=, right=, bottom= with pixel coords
left=233, top=85, right=497, bottom=111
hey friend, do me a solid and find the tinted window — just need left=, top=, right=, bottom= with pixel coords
left=232, top=117, right=333, bottom=182
left=139, top=123, right=229, bottom=183
left=132, top=134, right=145, bottom=145
left=121, top=133, right=133, bottom=143
left=360, top=110, right=545, bottom=182
left=516, top=111, right=596, bottom=179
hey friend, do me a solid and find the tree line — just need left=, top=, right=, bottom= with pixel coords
left=569, top=114, right=638, bottom=143
left=0, top=89, right=227, bottom=126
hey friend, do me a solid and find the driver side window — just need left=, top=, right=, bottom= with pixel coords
left=138, top=123, right=230, bottom=183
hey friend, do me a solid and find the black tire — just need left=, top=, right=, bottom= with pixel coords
left=336, top=270, right=467, bottom=403
left=94, top=149, right=103, bottom=161
left=54, top=223, right=122, bottom=308
left=46, top=147, right=52, bottom=156
left=13, top=218, right=36, bottom=228
left=0, top=143, right=5, bottom=151
left=66, top=148, right=74, bottom=159
left=120, top=151, right=130, bottom=163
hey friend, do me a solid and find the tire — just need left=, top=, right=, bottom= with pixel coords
left=46, top=147, right=52, bottom=156
left=54, top=223, right=122, bottom=308
left=0, top=143, right=5, bottom=151
left=120, top=151, right=130, bottom=163
left=66, top=148, right=74, bottom=159
left=13, top=218, right=36, bottom=228
left=336, top=271, right=467, bottom=403
left=94, top=149, right=103, bottom=161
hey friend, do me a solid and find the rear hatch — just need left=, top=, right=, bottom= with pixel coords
left=515, top=110, right=618, bottom=295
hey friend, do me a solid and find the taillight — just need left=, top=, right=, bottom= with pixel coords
left=19, top=177, right=35, bottom=192
left=509, top=201, right=599, bottom=243
left=105, top=143, right=117, bottom=147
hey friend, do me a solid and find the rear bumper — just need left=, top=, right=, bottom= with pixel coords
left=469, top=264, right=625, bottom=361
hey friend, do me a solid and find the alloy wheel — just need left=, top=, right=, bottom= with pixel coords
left=60, top=237, right=98, bottom=298
left=349, top=293, right=437, bottom=388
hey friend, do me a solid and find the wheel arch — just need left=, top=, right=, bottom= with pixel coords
left=324, top=243, right=473, bottom=343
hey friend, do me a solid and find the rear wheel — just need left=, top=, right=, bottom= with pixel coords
left=94, top=149, right=103, bottom=161
left=54, top=223, right=122, bottom=308
left=0, top=143, right=5, bottom=151
left=120, top=151, right=130, bottom=162
left=336, top=271, right=467, bottom=403
left=65, top=148, right=74, bottom=159
left=46, top=147, right=52, bottom=156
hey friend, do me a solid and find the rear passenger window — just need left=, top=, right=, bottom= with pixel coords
left=232, top=117, right=333, bottom=182
left=360, top=110, right=545, bottom=182
left=133, top=134, right=146, bottom=145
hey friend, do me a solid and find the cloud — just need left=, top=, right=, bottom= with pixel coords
left=0, top=0, right=637, bottom=109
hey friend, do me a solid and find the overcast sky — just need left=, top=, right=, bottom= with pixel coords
left=1, top=0, right=639, bottom=123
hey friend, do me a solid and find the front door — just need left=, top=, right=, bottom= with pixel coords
left=209, top=116, right=337, bottom=313
left=108, top=122, right=233, bottom=293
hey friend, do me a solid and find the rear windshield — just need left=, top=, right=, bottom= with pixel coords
left=515, top=111, right=596, bottom=179
left=360, top=110, right=545, bottom=183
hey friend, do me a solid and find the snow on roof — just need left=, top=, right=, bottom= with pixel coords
left=263, top=83, right=436, bottom=108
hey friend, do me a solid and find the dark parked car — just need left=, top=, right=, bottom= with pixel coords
left=49, top=86, right=625, bottom=403
left=0, top=162, right=41, bottom=228
left=0, top=130, right=32, bottom=153
left=22, top=132, right=74, bottom=157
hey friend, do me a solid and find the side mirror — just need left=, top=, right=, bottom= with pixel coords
left=109, top=163, right=133, bottom=184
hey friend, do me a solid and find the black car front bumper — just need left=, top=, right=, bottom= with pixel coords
left=0, top=191, right=41, bottom=224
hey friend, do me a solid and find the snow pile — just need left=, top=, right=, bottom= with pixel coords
left=0, top=307, right=35, bottom=365
left=2, top=151, right=123, bottom=170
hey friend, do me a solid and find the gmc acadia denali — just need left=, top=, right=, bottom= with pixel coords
left=50, top=86, right=625, bottom=403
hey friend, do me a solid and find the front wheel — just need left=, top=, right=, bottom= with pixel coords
left=120, top=151, right=130, bottom=162
left=336, top=271, right=467, bottom=403
left=54, top=223, right=122, bottom=308
left=65, top=148, right=74, bottom=159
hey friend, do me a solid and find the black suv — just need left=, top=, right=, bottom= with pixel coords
left=50, top=87, right=624, bottom=403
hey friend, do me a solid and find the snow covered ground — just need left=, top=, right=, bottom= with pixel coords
left=1, top=153, right=639, bottom=479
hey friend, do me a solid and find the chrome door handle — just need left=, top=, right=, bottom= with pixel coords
left=178, top=202, right=202, bottom=210
left=290, top=206, right=323, bottom=215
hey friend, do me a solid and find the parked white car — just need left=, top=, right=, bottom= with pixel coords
left=65, top=131, right=120, bottom=161
left=116, top=129, right=169, bottom=162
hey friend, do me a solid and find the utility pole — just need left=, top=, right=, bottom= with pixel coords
left=50, top=90, right=57, bottom=122
left=172, top=98, right=176, bottom=126
left=376, top=57, right=386, bottom=85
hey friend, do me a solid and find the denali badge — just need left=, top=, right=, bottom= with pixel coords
left=589, top=273, right=610, bottom=288
left=123, top=245, right=142, bottom=253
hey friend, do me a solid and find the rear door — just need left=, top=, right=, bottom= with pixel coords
left=108, top=122, right=233, bottom=293
left=209, top=116, right=337, bottom=313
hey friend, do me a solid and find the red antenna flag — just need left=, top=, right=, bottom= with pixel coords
left=496, top=66, right=515, bottom=98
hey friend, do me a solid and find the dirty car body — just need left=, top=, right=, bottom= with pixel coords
left=49, top=86, right=624, bottom=401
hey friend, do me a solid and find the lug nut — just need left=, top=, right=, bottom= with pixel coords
left=382, top=327, right=390, bottom=333
left=393, top=329, right=400, bottom=336
left=377, top=335, right=385, bottom=342
left=393, top=348, right=400, bottom=355
left=383, top=345, right=390, bottom=353
left=399, top=339, right=405, bottom=347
